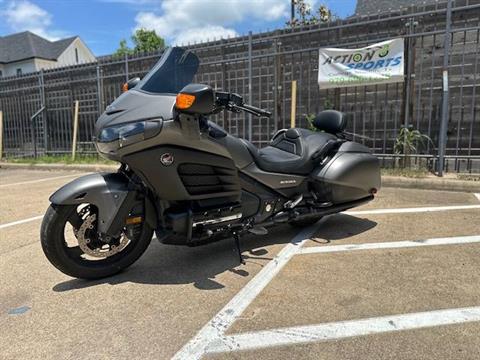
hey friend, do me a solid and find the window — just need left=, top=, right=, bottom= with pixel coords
left=16, top=68, right=22, bottom=76
left=75, top=48, right=79, bottom=63
left=0, top=70, right=3, bottom=78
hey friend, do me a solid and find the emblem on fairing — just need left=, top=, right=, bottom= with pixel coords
left=160, top=153, right=174, bottom=166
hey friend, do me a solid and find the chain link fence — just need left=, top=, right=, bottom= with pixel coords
left=0, top=0, right=479, bottom=172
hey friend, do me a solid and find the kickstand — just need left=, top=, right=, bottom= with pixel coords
left=233, top=231, right=245, bottom=265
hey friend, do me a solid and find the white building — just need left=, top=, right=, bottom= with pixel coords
left=0, top=31, right=96, bottom=78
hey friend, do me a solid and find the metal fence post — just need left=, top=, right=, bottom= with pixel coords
left=438, top=0, right=453, bottom=176
left=125, top=53, right=129, bottom=82
left=401, top=18, right=418, bottom=167
left=31, top=114, right=37, bottom=159
left=247, top=31, right=253, bottom=142
left=96, top=65, right=103, bottom=115
left=0, top=111, right=3, bottom=160
left=39, top=69, right=47, bottom=152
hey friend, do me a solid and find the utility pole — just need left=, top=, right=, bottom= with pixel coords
left=291, top=0, right=295, bottom=23
left=438, top=0, right=452, bottom=176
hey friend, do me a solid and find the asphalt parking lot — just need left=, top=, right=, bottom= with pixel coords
left=1, top=168, right=480, bottom=359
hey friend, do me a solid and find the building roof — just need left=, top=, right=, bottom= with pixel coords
left=0, top=31, right=78, bottom=64
left=355, top=0, right=443, bottom=16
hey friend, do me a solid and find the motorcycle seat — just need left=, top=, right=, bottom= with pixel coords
left=241, top=128, right=340, bottom=175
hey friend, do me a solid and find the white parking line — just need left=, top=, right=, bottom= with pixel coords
left=173, top=203, right=480, bottom=359
left=0, top=173, right=87, bottom=188
left=206, top=306, right=480, bottom=353
left=300, top=234, right=480, bottom=255
left=475, top=193, right=480, bottom=202
left=0, top=215, right=44, bottom=230
left=172, top=220, right=325, bottom=360
left=346, top=204, right=480, bottom=215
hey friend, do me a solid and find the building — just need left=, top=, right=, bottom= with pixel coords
left=0, top=31, right=96, bottom=78
left=355, top=0, right=444, bottom=15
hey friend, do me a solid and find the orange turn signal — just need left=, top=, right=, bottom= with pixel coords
left=176, top=93, right=195, bottom=109
left=125, top=216, right=142, bottom=225
left=122, top=82, right=129, bottom=93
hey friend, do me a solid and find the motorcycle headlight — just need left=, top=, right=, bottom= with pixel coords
left=97, top=120, right=162, bottom=148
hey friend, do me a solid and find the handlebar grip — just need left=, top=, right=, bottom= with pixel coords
left=242, top=104, right=272, bottom=117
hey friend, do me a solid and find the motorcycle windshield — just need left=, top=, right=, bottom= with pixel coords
left=137, top=47, right=200, bottom=95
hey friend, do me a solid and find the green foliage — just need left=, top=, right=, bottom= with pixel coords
left=114, top=39, right=132, bottom=57
left=305, top=114, right=317, bottom=131
left=305, top=98, right=335, bottom=131
left=6, top=155, right=115, bottom=165
left=381, top=167, right=429, bottom=178
left=394, top=126, right=433, bottom=168
left=287, top=0, right=333, bottom=27
left=323, top=98, right=334, bottom=110
left=114, top=29, right=165, bottom=57
left=132, top=28, right=165, bottom=53
left=394, top=126, right=432, bottom=155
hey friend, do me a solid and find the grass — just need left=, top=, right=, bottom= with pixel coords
left=3, top=154, right=116, bottom=165
left=381, top=167, right=430, bottom=178
left=457, top=174, right=480, bottom=182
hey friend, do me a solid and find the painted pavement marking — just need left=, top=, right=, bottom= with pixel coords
left=0, top=215, right=44, bottom=230
left=300, top=234, right=480, bottom=255
left=0, top=173, right=87, bottom=188
left=206, top=306, right=480, bottom=353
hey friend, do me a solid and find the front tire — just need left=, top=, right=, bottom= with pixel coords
left=41, top=204, right=153, bottom=279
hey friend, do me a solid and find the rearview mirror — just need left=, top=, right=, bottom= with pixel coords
left=175, top=84, right=215, bottom=115
left=122, top=77, right=141, bottom=93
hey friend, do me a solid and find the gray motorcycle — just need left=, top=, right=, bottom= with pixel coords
left=41, top=47, right=380, bottom=279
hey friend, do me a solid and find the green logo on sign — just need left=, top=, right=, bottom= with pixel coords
left=353, top=53, right=362, bottom=62
left=379, top=45, right=389, bottom=57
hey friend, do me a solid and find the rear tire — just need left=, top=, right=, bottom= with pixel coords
left=41, top=204, right=153, bottom=279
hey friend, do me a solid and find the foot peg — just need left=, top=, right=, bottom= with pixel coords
left=248, top=226, right=268, bottom=236
left=284, top=194, right=303, bottom=209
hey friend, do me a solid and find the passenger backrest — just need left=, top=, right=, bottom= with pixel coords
left=312, top=110, right=347, bottom=134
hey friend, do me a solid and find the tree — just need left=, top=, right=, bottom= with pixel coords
left=114, top=39, right=132, bottom=57
left=132, top=29, right=165, bottom=53
left=114, top=29, right=165, bottom=57
left=287, top=0, right=333, bottom=27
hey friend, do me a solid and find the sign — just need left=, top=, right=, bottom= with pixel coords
left=318, top=38, right=404, bottom=89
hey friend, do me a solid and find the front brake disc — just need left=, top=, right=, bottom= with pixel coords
left=77, top=213, right=129, bottom=258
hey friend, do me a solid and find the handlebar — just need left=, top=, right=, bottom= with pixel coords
left=215, top=91, right=272, bottom=118
left=239, top=104, right=272, bottom=117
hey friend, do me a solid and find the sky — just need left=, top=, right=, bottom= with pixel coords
left=0, top=0, right=357, bottom=56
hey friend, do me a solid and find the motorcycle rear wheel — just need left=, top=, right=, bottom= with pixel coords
left=41, top=204, right=153, bottom=279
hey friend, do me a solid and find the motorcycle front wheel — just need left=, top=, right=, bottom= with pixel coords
left=41, top=203, right=153, bottom=279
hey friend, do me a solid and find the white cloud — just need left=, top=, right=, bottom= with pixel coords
left=134, top=0, right=289, bottom=45
left=175, top=26, right=238, bottom=45
left=2, top=0, right=66, bottom=40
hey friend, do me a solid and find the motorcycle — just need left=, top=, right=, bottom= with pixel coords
left=41, top=47, right=381, bottom=279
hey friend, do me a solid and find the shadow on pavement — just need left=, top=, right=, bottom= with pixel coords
left=310, top=214, right=377, bottom=244
left=52, top=215, right=375, bottom=292
left=52, top=224, right=297, bottom=292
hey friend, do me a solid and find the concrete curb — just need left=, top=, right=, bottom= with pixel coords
left=1, top=162, right=479, bottom=192
left=381, top=175, right=480, bottom=192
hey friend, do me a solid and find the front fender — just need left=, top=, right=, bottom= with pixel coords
left=49, top=172, right=132, bottom=235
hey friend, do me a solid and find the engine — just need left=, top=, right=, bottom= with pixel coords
left=159, top=202, right=244, bottom=246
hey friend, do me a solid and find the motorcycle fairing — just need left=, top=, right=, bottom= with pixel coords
left=53, top=47, right=381, bottom=246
